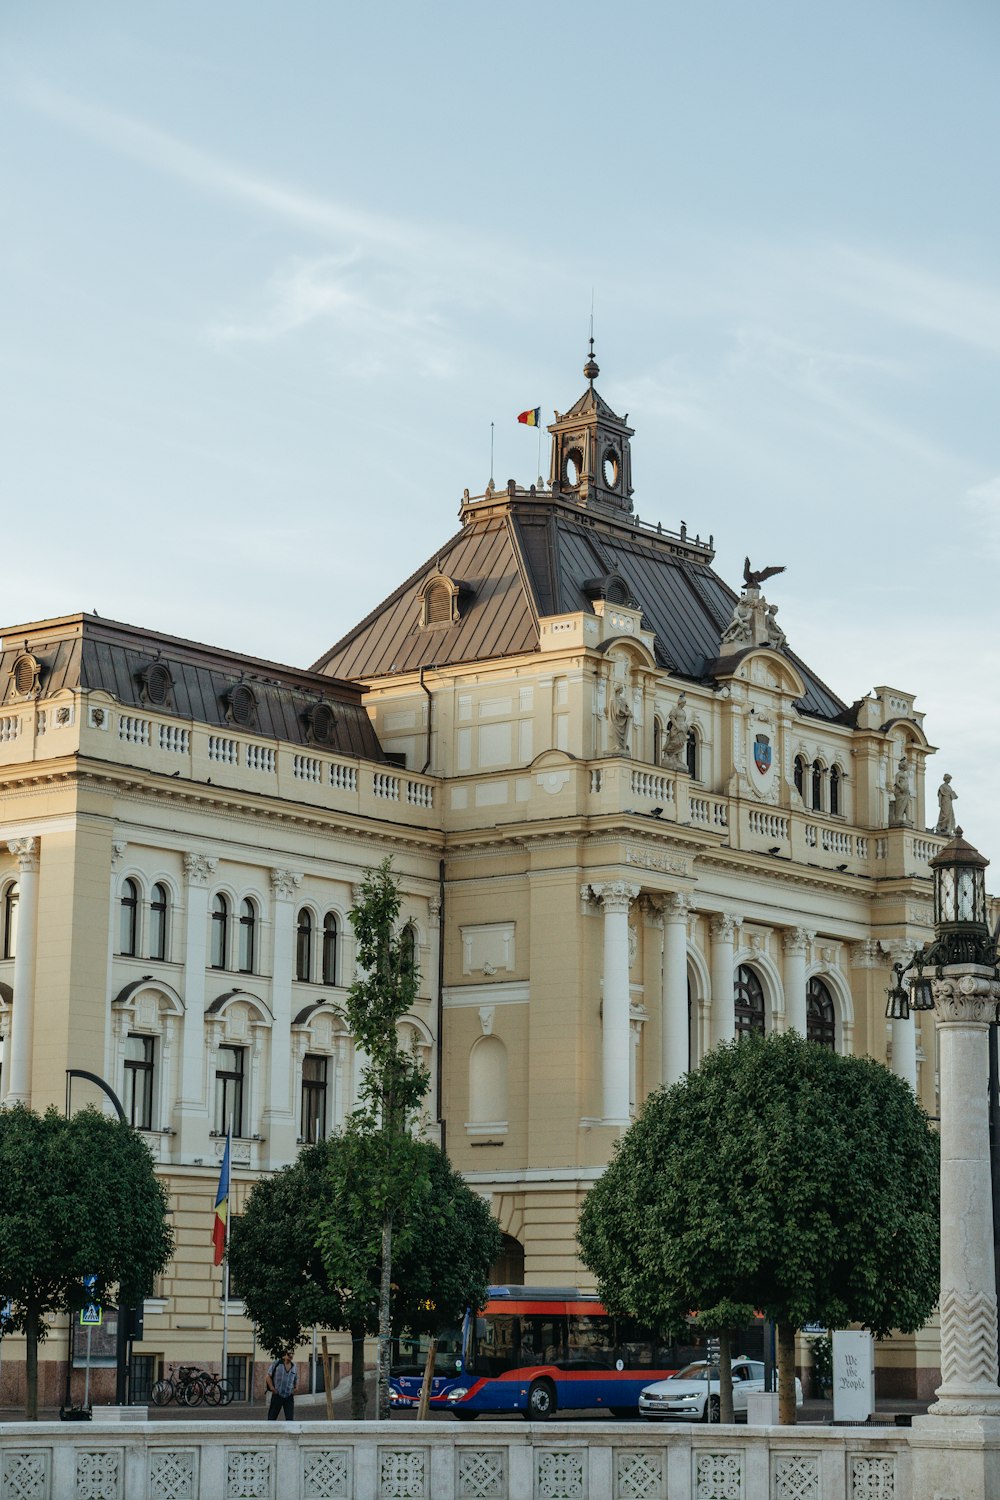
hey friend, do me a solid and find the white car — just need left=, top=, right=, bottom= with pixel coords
left=638, top=1358, right=803, bottom=1422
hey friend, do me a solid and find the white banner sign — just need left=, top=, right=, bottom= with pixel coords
left=832, top=1330, right=874, bottom=1423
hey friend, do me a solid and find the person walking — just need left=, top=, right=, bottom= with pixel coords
left=265, top=1351, right=298, bottom=1421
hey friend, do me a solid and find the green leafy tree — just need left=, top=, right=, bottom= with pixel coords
left=578, top=1031, right=939, bottom=1423
left=341, top=859, right=428, bottom=1418
left=0, top=1106, right=173, bottom=1418
left=232, top=1133, right=501, bottom=1418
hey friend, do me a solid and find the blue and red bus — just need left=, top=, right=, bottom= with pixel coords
left=390, top=1286, right=705, bottom=1420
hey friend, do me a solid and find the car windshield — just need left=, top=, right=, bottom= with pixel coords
left=672, top=1362, right=719, bottom=1380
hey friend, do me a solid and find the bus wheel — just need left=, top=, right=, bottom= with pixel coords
left=526, top=1380, right=556, bottom=1421
left=452, top=1411, right=478, bottom=1421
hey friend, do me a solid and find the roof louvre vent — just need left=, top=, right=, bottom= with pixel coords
left=140, top=662, right=174, bottom=708
left=227, top=684, right=258, bottom=728
left=12, top=653, right=41, bottom=698
left=307, top=702, right=337, bottom=746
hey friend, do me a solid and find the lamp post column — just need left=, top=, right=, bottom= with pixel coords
left=662, top=893, right=691, bottom=1086
left=709, top=914, right=740, bottom=1048
left=591, top=881, right=639, bottom=1125
left=4, top=837, right=40, bottom=1107
left=885, top=942, right=919, bottom=1091
left=930, top=966, right=1000, bottom=1415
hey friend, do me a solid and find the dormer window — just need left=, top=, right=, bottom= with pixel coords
left=420, top=576, right=461, bottom=629
left=139, top=662, right=174, bottom=708
left=226, top=684, right=258, bottom=728
left=583, top=574, right=632, bottom=607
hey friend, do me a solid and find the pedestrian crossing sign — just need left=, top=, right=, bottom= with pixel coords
left=80, top=1304, right=102, bottom=1328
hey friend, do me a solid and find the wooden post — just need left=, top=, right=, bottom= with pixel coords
left=416, top=1337, right=437, bottom=1421
left=321, top=1335, right=334, bottom=1421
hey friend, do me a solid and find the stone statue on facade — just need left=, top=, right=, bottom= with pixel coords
left=661, top=692, right=691, bottom=772
left=721, top=598, right=753, bottom=645
left=764, top=603, right=786, bottom=648
left=609, top=682, right=632, bottom=756
left=935, top=773, right=957, bottom=836
left=888, top=757, right=913, bottom=827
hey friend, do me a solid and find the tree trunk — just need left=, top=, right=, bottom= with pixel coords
left=416, top=1336, right=437, bottom=1421
left=25, top=1303, right=40, bottom=1420
left=350, top=1323, right=368, bottom=1419
left=718, top=1327, right=733, bottom=1423
left=777, top=1321, right=798, bottom=1424
left=321, top=1334, right=334, bottom=1421
left=377, top=1208, right=393, bottom=1419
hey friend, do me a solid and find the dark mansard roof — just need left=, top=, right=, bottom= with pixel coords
left=0, top=613, right=385, bottom=760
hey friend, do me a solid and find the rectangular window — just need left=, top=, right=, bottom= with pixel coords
left=130, top=1353, right=156, bottom=1403
left=301, top=1055, right=328, bottom=1143
left=225, top=1354, right=249, bottom=1401
left=125, top=1035, right=155, bottom=1130
left=215, top=1046, right=245, bottom=1136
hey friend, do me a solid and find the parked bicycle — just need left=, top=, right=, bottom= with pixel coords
left=150, top=1363, right=234, bottom=1407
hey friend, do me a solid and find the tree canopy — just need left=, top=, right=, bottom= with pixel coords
left=231, top=1132, right=501, bottom=1416
left=578, top=1031, right=939, bottom=1422
left=0, top=1105, right=174, bottom=1418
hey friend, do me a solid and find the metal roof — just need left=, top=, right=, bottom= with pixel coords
left=315, top=497, right=846, bottom=721
left=0, top=613, right=386, bottom=760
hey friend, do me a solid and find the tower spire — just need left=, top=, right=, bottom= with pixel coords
left=583, top=333, right=599, bottom=386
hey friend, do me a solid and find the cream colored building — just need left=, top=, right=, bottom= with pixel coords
left=0, top=354, right=950, bottom=1401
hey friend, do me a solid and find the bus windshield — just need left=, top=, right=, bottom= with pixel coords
left=468, top=1309, right=687, bottom=1376
left=390, top=1327, right=464, bottom=1377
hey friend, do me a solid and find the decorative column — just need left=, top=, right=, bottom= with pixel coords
left=662, top=893, right=691, bottom=1086
left=590, top=881, right=640, bottom=1124
left=884, top=940, right=918, bottom=1091
left=3, top=838, right=40, bottom=1107
left=174, top=852, right=217, bottom=1156
left=264, top=868, right=302, bottom=1166
left=929, top=967, right=1000, bottom=1415
left=709, top=914, right=740, bottom=1048
left=782, top=928, right=813, bottom=1035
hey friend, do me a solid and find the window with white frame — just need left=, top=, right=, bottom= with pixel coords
left=296, top=909, right=313, bottom=982
left=301, top=1054, right=328, bottom=1143
left=211, top=893, right=229, bottom=970
left=120, top=878, right=139, bottom=957
left=322, top=913, right=339, bottom=986
left=215, top=1044, right=245, bottom=1135
left=238, top=898, right=256, bottom=974
left=124, top=1034, right=155, bottom=1130
left=2, top=882, right=17, bottom=960
left=149, top=883, right=168, bottom=962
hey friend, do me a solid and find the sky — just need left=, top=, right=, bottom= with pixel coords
left=2, top=2, right=1000, bottom=856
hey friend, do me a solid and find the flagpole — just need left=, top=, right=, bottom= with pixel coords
left=489, top=421, right=494, bottom=486
left=220, top=1128, right=231, bottom=1389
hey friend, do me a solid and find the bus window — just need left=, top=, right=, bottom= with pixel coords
left=567, top=1315, right=614, bottom=1368
left=519, top=1316, right=566, bottom=1366
left=472, top=1314, right=518, bottom=1376
left=613, top=1317, right=657, bottom=1368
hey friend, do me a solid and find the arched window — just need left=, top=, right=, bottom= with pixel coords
left=469, top=1035, right=508, bottom=1124
left=296, top=909, right=313, bottom=982
left=422, top=579, right=454, bottom=627
left=807, top=977, right=836, bottom=1049
left=2, top=882, right=18, bottom=960
left=120, top=878, right=139, bottom=957
left=793, top=756, right=805, bottom=796
left=652, top=718, right=662, bottom=766
left=149, top=883, right=168, bottom=962
left=400, top=923, right=417, bottom=977
left=686, top=729, right=698, bottom=780
left=238, top=898, right=256, bottom=974
left=734, top=964, right=765, bottom=1037
left=322, top=913, right=339, bottom=986
left=211, top=893, right=229, bottom=970
left=489, top=1233, right=525, bottom=1286
left=811, top=760, right=823, bottom=811
left=829, top=765, right=841, bottom=816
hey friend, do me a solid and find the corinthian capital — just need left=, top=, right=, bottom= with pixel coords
left=710, top=913, right=740, bottom=943
left=7, top=837, right=39, bottom=873
left=933, top=972, right=1000, bottom=1025
left=183, top=852, right=218, bottom=886
left=589, top=880, right=641, bottom=915
left=850, top=939, right=882, bottom=970
left=782, top=927, right=814, bottom=956
left=270, top=868, right=303, bottom=900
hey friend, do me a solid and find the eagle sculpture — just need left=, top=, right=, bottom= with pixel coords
left=743, top=557, right=786, bottom=589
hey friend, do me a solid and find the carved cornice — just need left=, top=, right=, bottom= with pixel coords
left=182, top=852, right=218, bottom=887
left=7, top=836, right=39, bottom=873
left=269, top=868, right=303, bottom=900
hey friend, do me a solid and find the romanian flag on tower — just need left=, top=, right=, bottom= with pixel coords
left=212, top=1129, right=231, bottom=1266
left=517, top=407, right=541, bottom=427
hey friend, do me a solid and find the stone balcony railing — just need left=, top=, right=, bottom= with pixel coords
left=0, top=1418, right=912, bottom=1500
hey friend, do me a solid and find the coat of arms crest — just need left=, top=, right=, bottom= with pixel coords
left=754, top=734, right=772, bottom=774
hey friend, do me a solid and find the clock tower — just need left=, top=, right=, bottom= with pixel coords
left=548, top=341, right=635, bottom=514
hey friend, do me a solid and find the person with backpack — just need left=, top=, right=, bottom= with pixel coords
left=264, top=1350, right=298, bottom=1420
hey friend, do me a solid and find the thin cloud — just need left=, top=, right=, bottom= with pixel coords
left=828, top=246, right=1000, bottom=357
